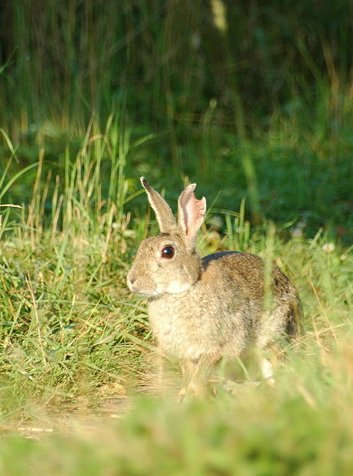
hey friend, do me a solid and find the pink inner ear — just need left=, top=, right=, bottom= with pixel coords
left=185, top=195, right=202, bottom=233
left=179, top=186, right=206, bottom=238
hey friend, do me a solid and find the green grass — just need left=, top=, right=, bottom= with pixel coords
left=2, top=389, right=353, bottom=476
left=0, top=1, right=352, bottom=473
left=0, top=99, right=352, bottom=475
left=1, top=0, right=353, bottom=240
left=0, top=129, right=352, bottom=473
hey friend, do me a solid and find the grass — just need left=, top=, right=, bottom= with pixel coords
left=1, top=0, right=353, bottom=238
left=0, top=1, right=352, bottom=473
left=2, top=388, right=353, bottom=476
left=0, top=102, right=352, bottom=475
left=0, top=127, right=352, bottom=474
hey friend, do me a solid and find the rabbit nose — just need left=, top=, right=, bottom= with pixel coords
left=127, top=275, right=137, bottom=290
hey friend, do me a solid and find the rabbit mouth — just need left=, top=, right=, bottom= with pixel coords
left=127, top=278, right=161, bottom=297
left=127, top=278, right=192, bottom=297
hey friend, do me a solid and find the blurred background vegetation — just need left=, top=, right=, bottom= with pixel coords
left=0, top=0, right=352, bottom=238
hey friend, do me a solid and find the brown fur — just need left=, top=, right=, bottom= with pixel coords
left=127, top=178, right=303, bottom=396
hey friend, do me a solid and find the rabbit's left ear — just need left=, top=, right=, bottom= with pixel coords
left=140, top=177, right=177, bottom=233
left=178, top=183, right=206, bottom=244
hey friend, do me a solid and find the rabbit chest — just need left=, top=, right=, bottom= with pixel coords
left=147, top=283, right=253, bottom=361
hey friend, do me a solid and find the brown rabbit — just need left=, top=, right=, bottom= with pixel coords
left=127, top=178, right=302, bottom=397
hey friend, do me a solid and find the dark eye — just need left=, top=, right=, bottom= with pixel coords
left=160, top=246, right=175, bottom=259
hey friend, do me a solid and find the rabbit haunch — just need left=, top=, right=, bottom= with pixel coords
left=127, top=178, right=302, bottom=394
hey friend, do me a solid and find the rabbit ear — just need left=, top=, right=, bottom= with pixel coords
left=178, top=183, right=206, bottom=244
left=140, top=177, right=177, bottom=233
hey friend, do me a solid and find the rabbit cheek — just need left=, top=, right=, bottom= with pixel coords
left=153, top=269, right=193, bottom=295
left=154, top=262, right=196, bottom=294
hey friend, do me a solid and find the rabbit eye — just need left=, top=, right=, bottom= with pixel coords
left=161, top=246, right=175, bottom=259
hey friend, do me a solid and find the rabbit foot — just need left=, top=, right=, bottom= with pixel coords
left=261, top=358, right=275, bottom=385
left=178, top=382, right=207, bottom=402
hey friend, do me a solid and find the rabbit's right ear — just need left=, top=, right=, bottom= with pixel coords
left=178, top=183, right=206, bottom=246
left=140, top=177, right=177, bottom=233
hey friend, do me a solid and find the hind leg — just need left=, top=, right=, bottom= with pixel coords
left=256, top=297, right=302, bottom=384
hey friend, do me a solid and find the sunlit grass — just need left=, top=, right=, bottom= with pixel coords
left=0, top=100, right=351, bottom=473
left=0, top=3, right=352, bottom=470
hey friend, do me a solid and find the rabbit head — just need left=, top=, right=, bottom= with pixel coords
left=127, top=177, right=206, bottom=297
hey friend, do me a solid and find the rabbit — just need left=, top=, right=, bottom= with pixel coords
left=127, top=177, right=303, bottom=397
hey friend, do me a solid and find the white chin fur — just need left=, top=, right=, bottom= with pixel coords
left=159, top=280, right=191, bottom=294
